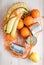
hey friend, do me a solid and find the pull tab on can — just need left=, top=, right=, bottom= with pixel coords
left=10, top=43, right=25, bottom=54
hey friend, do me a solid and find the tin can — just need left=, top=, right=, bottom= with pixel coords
left=29, top=22, right=42, bottom=35
left=10, top=43, right=25, bottom=54
left=26, top=35, right=37, bottom=45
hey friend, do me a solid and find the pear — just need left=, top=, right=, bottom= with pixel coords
left=6, top=17, right=17, bottom=34
left=11, top=18, right=19, bottom=37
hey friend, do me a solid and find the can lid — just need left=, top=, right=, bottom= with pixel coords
left=26, top=35, right=37, bottom=45
left=30, top=35, right=37, bottom=45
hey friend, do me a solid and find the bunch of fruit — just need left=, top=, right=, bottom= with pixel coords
left=3, top=2, right=41, bottom=63
left=4, top=8, right=28, bottom=37
left=4, top=9, right=40, bottom=38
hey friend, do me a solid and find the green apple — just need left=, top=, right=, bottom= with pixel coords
left=11, top=18, right=19, bottom=37
left=6, top=17, right=17, bottom=34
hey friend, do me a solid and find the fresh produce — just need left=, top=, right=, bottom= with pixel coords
left=31, top=9, right=40, bottom=18
left=4, top=2, right=29, bottom=22
left=3, top=2, right=42, bottom=60
left=6, top=17, right=17, bottom=34
left=17, top=19, right=24, bottom=30
left=4, top=23, right=7, bottom=31
left=4, top=4, right=28, bottom=37
left=20, top=27, right=31, bottom=38
left=5, top=33, right=18, bottom=42
left=10, top=14, right=15, bottom=18
left=13, top=7, right=28, bottom=17
left=11, top=18, right=20, bottom=37
left=4, top=7, right=28, bottom=36
left=24, top=16, right=34, bottom=26
left=29, top=52, right=40, bottom=63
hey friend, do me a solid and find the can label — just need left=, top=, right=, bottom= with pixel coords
left=29, top=22, right=41, bottom=35
left=10, top=43, right=25, bottom=54
left=26, top=35, right=37, bottom=45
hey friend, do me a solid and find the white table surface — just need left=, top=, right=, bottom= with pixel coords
left=0, top=0, right=44, bottom=65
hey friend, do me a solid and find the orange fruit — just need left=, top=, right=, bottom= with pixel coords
left=20, top=27, right=31, bottom=38
left=17, top=19, right=24, bottom=30
left=24, top=16, right=34, bottom=26
left=31, top=9, right=40, bottom=18
left=5, top=32, right=18, bottom=42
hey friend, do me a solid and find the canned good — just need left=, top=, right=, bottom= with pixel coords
left=26, top=35, right=37, bottom=45
left=29, top=22, right=41, bottom=35
left=10, top=43, right=25, bottom=54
